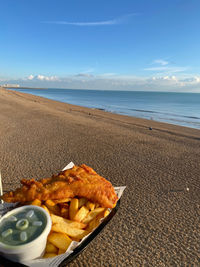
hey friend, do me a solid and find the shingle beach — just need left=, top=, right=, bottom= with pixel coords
left=0, top=88, right=199, bottom=266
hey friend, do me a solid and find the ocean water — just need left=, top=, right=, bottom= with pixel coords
left=11, top=88, right=200, bottom=130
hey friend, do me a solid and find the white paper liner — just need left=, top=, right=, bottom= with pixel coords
left=0, top=162, right=126, bottom=267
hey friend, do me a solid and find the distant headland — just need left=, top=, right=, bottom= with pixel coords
left=0, top=84, right=47, bottom=90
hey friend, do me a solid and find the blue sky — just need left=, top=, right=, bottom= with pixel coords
left=1, top=0, right=200, bottom=92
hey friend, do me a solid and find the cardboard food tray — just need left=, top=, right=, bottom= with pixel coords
left=0, top=162, right=125, bottom=267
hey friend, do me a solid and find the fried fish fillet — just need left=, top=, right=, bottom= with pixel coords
left=1, top=164, right=118, bottom=208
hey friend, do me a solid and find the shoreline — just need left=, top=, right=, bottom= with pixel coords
left=5, top=87, right=200, bottom=131
left=0, top=87, right=199, bottom=266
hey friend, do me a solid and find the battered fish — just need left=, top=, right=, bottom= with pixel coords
left=1, top=164, right=118, bottom=208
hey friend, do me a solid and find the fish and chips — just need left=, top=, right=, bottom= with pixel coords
left=0, top=164, right=118, bottom=258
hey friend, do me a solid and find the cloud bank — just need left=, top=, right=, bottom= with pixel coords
left=1, top=73, right=200, bottom=93
left=1, top=58, right=199, bottom=92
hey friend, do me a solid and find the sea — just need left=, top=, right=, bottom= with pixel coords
left=10, top=88, right=200, bottom=130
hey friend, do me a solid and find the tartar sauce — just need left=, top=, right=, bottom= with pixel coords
left=0, top=207, right=47, bottom=246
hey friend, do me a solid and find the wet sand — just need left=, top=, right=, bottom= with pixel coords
left=0, top=87, right=199, bottom=266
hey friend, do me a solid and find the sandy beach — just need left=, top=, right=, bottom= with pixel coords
left=0, top=87, right=199, bottom=266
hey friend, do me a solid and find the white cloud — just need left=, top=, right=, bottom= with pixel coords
left=42, top=13, right=137, bottom=27
left=37, top=75, right=58, bottom=81
left=75, top=73, right=94, bottom=78
left=144, top=66, right=188, bottom=73
left=25, top=74, right=59, bottom=81
left=192, top=76, right=200, bottom=83
left=44, top=20, right=117, bottom=26
left=98, top=73, right=117, bottom=77
left=194, top=76, right=200, bottom=83
left=145, top=58, right=189, bottom=74
left=153, top=59, right=169, bottom=66
left=152, top=75, right=177, bottom=81
left=28, top=74, right=34, bottom=80
left=183, top=76, right=200, bottom=84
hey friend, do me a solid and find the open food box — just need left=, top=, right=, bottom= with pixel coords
left=0, top=162, right=125, bottom=267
